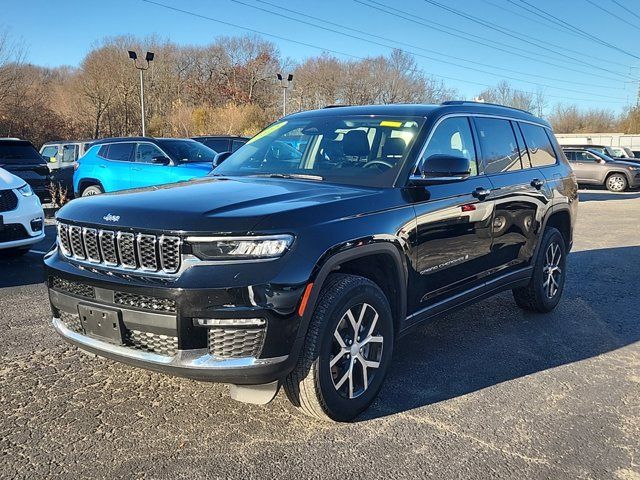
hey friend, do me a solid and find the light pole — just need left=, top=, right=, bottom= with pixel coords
left=276, top=73, right=293, bottom=117
left=128, top=50, right=154, bottom=136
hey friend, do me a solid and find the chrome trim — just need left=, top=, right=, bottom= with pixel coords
left=185, top=234, right=293, bottom=243
left=116, top=231, right=137, bottom=269
left=158, top=235, right=181, bottom=273
left=136, top=233, right=158, bottom=271
left=68, top=225, right=86, bottom=260
left=82, top=227, right=101, bottom=263
left=56, top=223, right=71, bottom=256
left=98, top=229, right=118, bottom=266
left=53, top=317, right=287, bottom=370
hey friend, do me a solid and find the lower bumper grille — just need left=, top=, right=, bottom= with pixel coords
left=0, top=224, right=29, bottom=243
left=208, top=327, right=266, bottom=358
left=52, top=277, right=96, bottom=299
left=59, top=312, right=178, bottom=357
left=113, top=291, right=176, bottom=313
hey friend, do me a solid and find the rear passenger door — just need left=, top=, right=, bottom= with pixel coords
left=472, top=117, right=550, bottom=277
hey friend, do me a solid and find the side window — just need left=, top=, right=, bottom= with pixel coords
left=97, top=145, right=109, bottom=159
left=475, top=117, right=522, bottom=174
left=105, top=143, right=134, bottom=162
left=512, top=122, right=531, bottom=168
left=420, top=117, right=478, bottom=176
left=203, top=139, right=229, bottom=152
left=564, top=151, right=575, bottom=161
left=231, top=139, right=246, bottom=152
left=136, top=143, right=166, bottom=163
left=519, top=123, right=557, bottom=167
left=62, top=144, right=78, bottom=163
left=41, top=146, right=58, bottom=161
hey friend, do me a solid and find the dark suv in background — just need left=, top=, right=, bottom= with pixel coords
left=46, top=102, right=578, bottom=421
left=192, top=135, right=249, bottom=153
left=563, top=147, right=640, bottom=192
left=0, top=138, right=51, bottom=203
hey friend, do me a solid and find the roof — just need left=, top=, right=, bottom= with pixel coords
left=88, top=137, right=199, bottom=146
left=192, top=135, right=250, bottom=140
left=283, top=102, right=550, bottom=128
left=42, top=139, right=94, bottom=145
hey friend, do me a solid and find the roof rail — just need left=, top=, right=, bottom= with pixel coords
left=441, top=100, right=531, bottom=114
left=323, top=104, right=351, bottom=109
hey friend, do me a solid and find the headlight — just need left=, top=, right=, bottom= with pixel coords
left=188, top=235, right=294, bottom=260
left=17, top=183, right=33, bottom=196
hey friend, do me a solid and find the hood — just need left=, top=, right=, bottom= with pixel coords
left=0, top=167, right=29, bottom=190
left=57, top=176, right=382, bottom=233
left=610, top=160, right=640, bottom=168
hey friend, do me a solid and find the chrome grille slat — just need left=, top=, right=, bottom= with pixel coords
left=82, top=228, right=101, bottom=263
left=68, top=225, right=86, bottom=259
left=117, top=232, right=137, bottom=269
left=57, top=222, right=181, bottom=275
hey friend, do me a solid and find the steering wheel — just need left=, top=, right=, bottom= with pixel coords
left=362, top=160, right=394, bottom=171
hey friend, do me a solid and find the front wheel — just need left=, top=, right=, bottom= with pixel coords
left=81, top=185, right=103, bottom=197
left=284, top=274, right=394, bottom=422
left=606, top=173, right=628, bottom=192
left=513, top=227, right=567, bottom=313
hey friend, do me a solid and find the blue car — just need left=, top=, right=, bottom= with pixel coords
left=73, top=137, right=218, bottom=196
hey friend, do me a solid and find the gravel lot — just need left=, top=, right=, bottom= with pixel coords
left=1, top=190, right=639, bottom=479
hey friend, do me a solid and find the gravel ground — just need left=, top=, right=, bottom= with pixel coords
left=1, top=190, right=639, bottom=479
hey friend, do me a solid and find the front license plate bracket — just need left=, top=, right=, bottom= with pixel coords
left=77, top=304, right=124, bottom=345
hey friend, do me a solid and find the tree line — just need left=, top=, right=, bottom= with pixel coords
left=1, top=31, right=639, bottom=148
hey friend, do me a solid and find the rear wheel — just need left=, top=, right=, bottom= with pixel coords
left=284, top=274, right=394, bottom=422
left=606, top=173, right=627, bottom=192
left=81, top=185, right=103, bottom=197
left=513, top=227, right=567, bottom=313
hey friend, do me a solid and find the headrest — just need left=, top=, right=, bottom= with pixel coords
left=342, top=130, right=370, bottom=157
left=383, top=137, right=406, bottom=157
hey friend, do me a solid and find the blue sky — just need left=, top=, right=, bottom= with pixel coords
left=3, top=0, right=639, bottom=112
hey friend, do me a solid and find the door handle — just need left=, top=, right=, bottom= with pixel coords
left=531, top=178, right=544, bottom=189
left=472, top=187, right=491, bottom=200
left=98, top=164, right=106, bottom=168
left=131, top=167, right=142, bottom=171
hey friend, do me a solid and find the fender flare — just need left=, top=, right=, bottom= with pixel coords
left=76, top=178, right=105, bottom=196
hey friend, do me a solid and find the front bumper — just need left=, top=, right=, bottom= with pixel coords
left=0, top=192, right=45, bottom=249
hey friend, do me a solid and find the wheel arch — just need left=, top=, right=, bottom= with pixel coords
left=77, top=178, right=104, bottom=195
left=605, top=169, right=632, bottom=184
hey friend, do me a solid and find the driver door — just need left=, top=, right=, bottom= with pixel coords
left=409, top=116, right=495, bottom=315
left=130, top=143, right=172, bottom=189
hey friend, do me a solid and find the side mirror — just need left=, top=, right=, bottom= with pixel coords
left=151, top=156, right=171, bottom=165
left=212, top=151, right=232, bottom=168
left=410, top=154, right=472, bottom=186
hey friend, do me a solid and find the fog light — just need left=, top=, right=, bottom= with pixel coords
left=195, top=318, right=266, bottom=327
left=30, top=218, right=43, bottom=232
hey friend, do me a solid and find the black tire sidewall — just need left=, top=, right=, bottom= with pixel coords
left=315, top=282, right=394, bottom=421
left=532, top=229, right=567, bottom=311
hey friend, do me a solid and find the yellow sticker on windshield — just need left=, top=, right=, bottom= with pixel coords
left=247, top=120, right=288, bottom=144
left=379, top=120, right=403, bottom=128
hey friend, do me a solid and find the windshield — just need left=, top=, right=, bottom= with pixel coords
left=0, top=142, right=43, bottom=165
left=213, top=115, right=425, bottom=187
left=156, top=139, right=217, bottom=163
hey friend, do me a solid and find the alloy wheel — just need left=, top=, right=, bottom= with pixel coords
left=542, top=242, right=563, bottom=299
left=607, top=175, right=626, bottom=192
left=329, top=303, right=384, bottom=399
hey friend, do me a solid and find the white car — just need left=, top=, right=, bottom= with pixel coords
left=0, top=167, right=45, bottom=256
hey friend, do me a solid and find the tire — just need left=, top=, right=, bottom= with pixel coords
left=81, top=185, right=103, bottom=197
left=284, top=274, right=394, bottom=422
left=606, top=173, right=628, bottom=192
left=512, top=227, right=567, bottom=313
left=0, top=246, right=30, bottom=257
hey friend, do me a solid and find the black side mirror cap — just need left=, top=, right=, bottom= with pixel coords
left=409, top=154, right=472, bottom=186
left=151, top=156, right=171, bottom=165
left=212, top=151, right=232, bottom=168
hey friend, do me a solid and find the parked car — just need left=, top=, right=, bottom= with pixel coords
left=191, top=135, right=249, bottom=153
left=0, top=138, right=51, bottom=203
left=563, top=144, right=630, bottom=160
left=73, top=137, right=218, bottom=196
left=40, top=140, right=93, bottom=195
left=47, top=102, right=578, bottom=421
left=0, top=167, right=45, bottom=256
left=563, top=147, right=640, bottom=192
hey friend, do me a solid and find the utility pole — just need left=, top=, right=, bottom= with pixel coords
left=128, top=50, right=155, bottom=136
left=276, top=73, right=294, bottom=117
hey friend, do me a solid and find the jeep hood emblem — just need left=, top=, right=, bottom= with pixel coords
left=103, top=213, right=120, bottom=222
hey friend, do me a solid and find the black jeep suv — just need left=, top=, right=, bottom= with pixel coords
left=46, top=102, right=578, bottom=421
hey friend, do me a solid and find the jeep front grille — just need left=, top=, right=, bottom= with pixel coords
left=57, top=222, right=181, bottom=274
left=208, top=327, right=266, bottom=358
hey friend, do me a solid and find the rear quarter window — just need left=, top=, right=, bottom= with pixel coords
left=520, top=123, right=557, bottom=167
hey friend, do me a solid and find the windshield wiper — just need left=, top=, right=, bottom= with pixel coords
left=251, top=173, right=324, bottom=181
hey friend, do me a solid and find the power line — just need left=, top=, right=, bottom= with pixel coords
left=421, top=0, right=638, bottom=75
left=584, top=0, right=640, bottom=31
left=611, top=0, right=640, bottom=22
left=357, top=0, right=631, bottom=82
left=247, top=0, right=623, bottom=91
left=510, top=0, right=640, bottom=60
left=141, top=0, right=629, bottom=105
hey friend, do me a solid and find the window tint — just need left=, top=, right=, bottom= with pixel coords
left=104, top=143, right=134, bottom=162
left=97, top=145, right=109, bottom=158
left=201, top=139, right=229, bottom=153
left=475, top=117, right=521, bottom=174
left=519, top=123, right=557, bottom=167
left=136, top=143, right=166, bottom=163
left=564, top=151, right=575, bottom=161
left=41, top=146, right=58, bottom=160
left=62, top=144, right=78, bottom=163
left=231, top=139, right=247, bottom=152
left=0, top=142, right=43, bottom=165
left=420, top=117, right=477, bottom=176
left=512, top=123, right=530, bottom=168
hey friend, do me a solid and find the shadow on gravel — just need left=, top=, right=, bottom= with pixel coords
left=578, top=189, right=640, bottom=202
left=0, top=225, right=56, bottom=288
left=363, top=245, right=640, bottom=420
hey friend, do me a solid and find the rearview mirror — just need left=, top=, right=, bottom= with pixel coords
left=212, top=151, right=232, bottom=168
left=410, top=154, right=472, bottom=186
left=151, top=156, right=171, bottom=165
